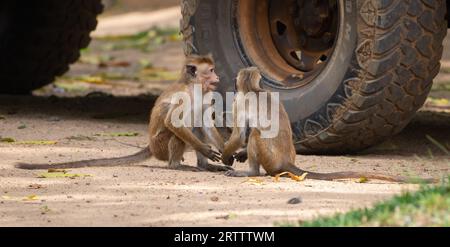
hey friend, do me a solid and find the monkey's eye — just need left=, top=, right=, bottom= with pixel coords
left=210, top=68, right=215, bottom=73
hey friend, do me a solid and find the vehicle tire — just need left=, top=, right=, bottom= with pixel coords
left=0, top=0, right=103, bottom=94
left=181, top=0, right=447, bottom=154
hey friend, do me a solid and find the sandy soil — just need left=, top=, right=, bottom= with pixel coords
left=0, top=94, right=449, bottom=226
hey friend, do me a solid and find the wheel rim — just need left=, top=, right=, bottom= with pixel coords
left=233, top=0, right=339, bottom=89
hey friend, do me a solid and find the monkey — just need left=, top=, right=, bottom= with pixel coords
left=16, top=54, right=232, bottom=172
left=221, top=67, right=435, bottom=183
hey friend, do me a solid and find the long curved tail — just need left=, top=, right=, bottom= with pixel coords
left=282, top=163, right=436, bottom=183
left=15, top=147, right=152, bottom=170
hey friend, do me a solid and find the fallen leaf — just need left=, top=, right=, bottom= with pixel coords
left=94, top=132, right=139, bottom=137
left=242, top=178, right=264, bottom=185
left=38, top=172, right=92, bottom=179
left=80, top=76, right=105, bottom=84
left=0, top=137, right=15, bottom=143
left=1, top=195, right=11, bottom=200
left=14, top=140, right=57, bottom=145
left=210, top=196, right=219, bottom=202
left=0, top=115, right=5, bottom=120
left=23, top=195, right=39, bottom=201
left=275, top=172, right=308, bottom=182
left=433, top=98, right=449, bottom=106
left=48, top=168, right=68, bottom=173
left=18, top=124, right=27, bottom=129
left=357, top=177, right=369, bottom=183
left=99, top=60, right=131, bottom=68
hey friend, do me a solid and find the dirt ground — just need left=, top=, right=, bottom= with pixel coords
left=0, top=2, right=450, bottom=227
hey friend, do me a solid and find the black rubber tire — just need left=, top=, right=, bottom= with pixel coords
left=0, top=0, right=103, bottom=94
left=181, top=0, right=447, bottom=154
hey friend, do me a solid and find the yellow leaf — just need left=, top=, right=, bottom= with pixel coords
left=357, top=177, right=369, bottom=183
left=274, top=172, right=308, bottom=182
left=274, top=172, right=290, bottom=182
left=1, top=195, right=11, bottom=200
left=242, top=178, right=264, bottom=185
left=14, top=140, right=57, bottom=145
left=94, top=132, right=139, bottom=137
left=23, top=195, right=39, bottom=201
left=295, top=173, right=309, bottom=182
left=434, top=98, right=449, bottom=106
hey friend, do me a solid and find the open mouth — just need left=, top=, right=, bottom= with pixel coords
left=209, top=81, right=219, bottom=88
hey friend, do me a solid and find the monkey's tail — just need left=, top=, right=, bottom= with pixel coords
left=282, top=163, right=437, bottom=184
left=15, top=147, right=152, bottom=170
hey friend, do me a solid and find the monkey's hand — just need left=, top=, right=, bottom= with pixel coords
left=222, top=154, right=234, bottom=166
left=234, top=150, right=248, bottom=163
left=199, top=144, right=221, bottom=162
left=221, top=154, right=235, bottom=167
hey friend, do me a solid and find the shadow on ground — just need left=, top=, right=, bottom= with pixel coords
left=1, top=94, right=449, bottom=157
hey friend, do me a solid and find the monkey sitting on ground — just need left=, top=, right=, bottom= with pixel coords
left=16, top=55, right=232, bottom=172
left=221, top=67, right=435, bottom=183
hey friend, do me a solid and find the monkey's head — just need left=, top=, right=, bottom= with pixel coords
left=184, top=54, right=219, bottom=92
left=236, top=67, right=263, bottom=93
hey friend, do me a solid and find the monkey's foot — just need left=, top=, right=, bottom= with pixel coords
left=225, top=170, right=256, bottom=177
left=198, top=164, right=234, bottom=172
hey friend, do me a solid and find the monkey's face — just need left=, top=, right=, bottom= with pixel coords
left=197, top=63, right=220, bottom=92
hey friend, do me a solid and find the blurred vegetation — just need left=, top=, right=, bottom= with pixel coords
left=95, top=28, right=181, bottom=52
left=35, top=27, right=182, bottom=96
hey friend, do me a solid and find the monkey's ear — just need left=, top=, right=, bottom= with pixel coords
left=186, top=64, right=197, bottom=77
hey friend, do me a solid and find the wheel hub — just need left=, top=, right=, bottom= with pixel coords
left=234, top=0, right=339, bottom=88
left=269, top=0, right=338, bottom=73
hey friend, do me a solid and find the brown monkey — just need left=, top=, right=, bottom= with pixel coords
left=16, top=55, right=231, bottom=172
left=222, top=67, right=434, bottom=183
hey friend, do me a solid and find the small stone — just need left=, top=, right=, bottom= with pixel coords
left=287, top=197, right=302, bottom=205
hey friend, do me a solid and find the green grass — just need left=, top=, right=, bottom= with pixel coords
left=97, top=27, right=181, bottom=52
left=281, top=178, right=450, bottom=227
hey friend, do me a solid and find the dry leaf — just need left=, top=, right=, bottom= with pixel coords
left=94, top=132, right=139, bottom=137
left=80, top=76, right=105, bottom=84
left=0, top=137, right=15, bottom=143
left=99, top=61, right=131, bottom=68
left=1, top=195, right=11, bottom=200
left=23, top=195, right=39, bottom=201
left=38, top=172, right=92, bottom=179
left=14, top=140, right=57, bottom=145
left=357, top=177, right=369, bottom=183
left=242, top=178, right=264, bottom=185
